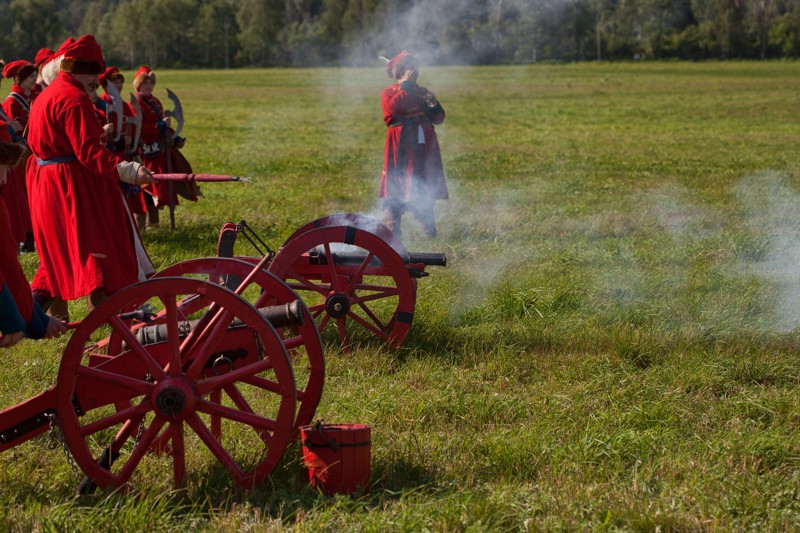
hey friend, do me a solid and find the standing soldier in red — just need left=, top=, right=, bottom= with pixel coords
left=2, top=59, right=37, bottom=252
left=380, top=51, right=448, bottom=238
left=0, top=130, right=66, bottom=347
left=132, top=65, right=183, bottom=229
left=101, top=66, right=144, bottom=217
left=100, top=67, right=134, bottom=156
left=26, top=35, right=156, bottom=321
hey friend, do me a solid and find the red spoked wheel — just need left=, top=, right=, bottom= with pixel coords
left=154, top=257, right=324, bottom=430
left=283, top=213, right=408, bottom=257
left=269, top=225, right=417, bottom=351
left=56, top=277, right=296, bottom=490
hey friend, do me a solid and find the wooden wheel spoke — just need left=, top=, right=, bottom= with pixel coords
left=223, top=384, right=256, bottom=414
left=187, top=414, right=245, bottom=481
left=115, top=415, right=167, bottom=484
left=356, top=301, right=389, bottom=332
left=318, top=312, right=331, bottom=331
left=196, top=357, right=276, bottom=396
left=171, top=421, right=186, bottom=486
left=109, top=315, right=166, bottom=381
left=350, top=290, right=398, bottom=305
left=335, top=318, right=348, bottom=346
left=352, top=251, right=375, bottom=282
left=283, top=335, right=304, bottom=350
left=323, top=243, right=343, bottom=292
left=239, top=374, right=282, bottom=394
left=347, top=309, right=390, bottom=340
left=221, top=385, right=273, bottom=444
left=76, top=365, right=155, bottom=396
left=161, top=294, right=182, bottom=376
left=184, top=309, right=235, bottom=381
left=79, top=401, right=152, bottom=437
left=351, top=283, right=400, bottom=294
left=286, top=270, right=331, bottom=296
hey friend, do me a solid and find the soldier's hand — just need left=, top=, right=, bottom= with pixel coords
left=0, top=331, right=24, bottom=349
left=9, top=120, right=22, bottom=134
left=136, top=164, right=154, bottom=185
left=44, top=317, right=67, bottom=339
left=117, top=160, right=153, bottom=185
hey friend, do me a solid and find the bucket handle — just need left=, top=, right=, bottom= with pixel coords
left=302, top=421, right=371, bottom=451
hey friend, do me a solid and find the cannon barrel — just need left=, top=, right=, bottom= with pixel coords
left=310, top=248, right=446, bottom=267
left=135, top=300, right=304, bottom=346
left=407, top=252, right=447, bottom=267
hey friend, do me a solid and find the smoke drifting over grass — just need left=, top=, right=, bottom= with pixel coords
left=735, top=171, right=800, bottom=332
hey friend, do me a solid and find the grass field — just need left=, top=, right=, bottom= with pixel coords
left=3, top=61, right=800, bottom=530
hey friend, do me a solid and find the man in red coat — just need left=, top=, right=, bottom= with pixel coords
left=26, top=35, right=155, bottom=321
left=0, top=135, right=65, bottom=348
left=101, top=66, right=144, bottom=218
left=380, top=51, right=448, bottom=238
left=1, top=59, right=37, bottom=252
left=132, top=65, right=183, bottom=229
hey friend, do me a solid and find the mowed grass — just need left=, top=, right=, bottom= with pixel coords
left=4, top=61, right=800, bottom=530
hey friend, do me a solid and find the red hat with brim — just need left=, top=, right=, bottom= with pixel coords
left=60, top=34, right=105, bottom=75
left=133, top=65, right=156, bottom=90
left=3, top=60, right=36, bottom=83
left=34, top=48, right=55, bottom=68
left=100, top=66, right=123, bottom=87
left=54, top=37, right=75, bottom=58
left=386, top=50, right=416, bottom=79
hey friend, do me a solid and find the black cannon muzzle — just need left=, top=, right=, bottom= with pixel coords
left=134, top=300, right=305, bottom=346
left=310, top=248, right=446, bottom=267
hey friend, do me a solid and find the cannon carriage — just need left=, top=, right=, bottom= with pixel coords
left=216, top=213, right=446, bottom=351
left=0, top=213, right=444, bottom=492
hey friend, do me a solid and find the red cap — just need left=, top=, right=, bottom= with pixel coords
left=386, top=50, right=412, bottom=78
left=100, top=66, right=122, bottom=86
left=63, top=34, right=105, bottom=69
left=34, top=48, right=55, bottom=68
left=135, top=65, right=152, bottom=79
left=133, top=65, right=156, bottom=90
left=54, top=37, right=76, bottom=58
left=3, top=60, right=35, bottom=80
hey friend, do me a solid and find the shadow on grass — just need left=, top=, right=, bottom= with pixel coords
left=48, top=446, right=440, bottom=528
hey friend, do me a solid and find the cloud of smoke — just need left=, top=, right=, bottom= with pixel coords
left=734, top=171, right=800, bottom=332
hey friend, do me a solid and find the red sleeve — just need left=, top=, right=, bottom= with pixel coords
left=382, top=86, right=422, bottom=126
left=2, top=97, right=28, bottom=130
left=0, top=198, right=33, bottom=323
left=0, top=121, right=11, bottom=143
left=63, top=99, right=122, bottom=180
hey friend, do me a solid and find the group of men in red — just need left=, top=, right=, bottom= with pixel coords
left=1, top=42, right=448, bottom=351
left=0, top=35, right=184, bottom=348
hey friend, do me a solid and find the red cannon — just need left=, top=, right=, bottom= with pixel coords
left=215, top=213, right=447, bottom=351
left=0, top=258, right=324, bottom=491
left=0, top=212, right=443, bottom=492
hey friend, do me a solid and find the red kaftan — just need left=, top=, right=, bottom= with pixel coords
left=133, top=92, right=178, bottom=209
left=0, top=196, right=33, bottom=324
left=26, top=71, right=153, bottom=300
left=102, top=93, right=144, bottom=215
left=380, top=82, right=448, bottom=203
left=1, top=84, right=33, bottom=243
left=0, top=125, right=33, bottom=326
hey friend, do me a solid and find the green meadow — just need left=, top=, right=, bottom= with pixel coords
left=4, top=61, right=800, bottom=530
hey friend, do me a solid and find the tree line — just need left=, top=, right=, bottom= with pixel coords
left=1, top=0, right=799, bottom=68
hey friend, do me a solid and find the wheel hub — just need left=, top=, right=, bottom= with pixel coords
left=325, top=292, right=350, bottom=318
left=153, top=379, right=196, bottom=420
